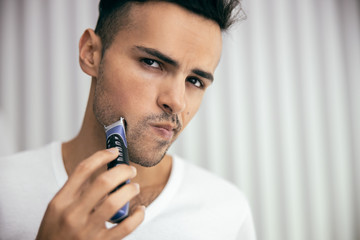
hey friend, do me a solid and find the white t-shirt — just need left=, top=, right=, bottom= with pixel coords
left=0, top=142, right=256, bottom=240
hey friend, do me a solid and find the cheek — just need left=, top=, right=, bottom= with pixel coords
left=102, top=68, right=154, bottom=111
left=108, top=84, right=151, bottom=120
left=109, top=83, right=156, bottom=125
left=181, top=96, right=203, bottom=128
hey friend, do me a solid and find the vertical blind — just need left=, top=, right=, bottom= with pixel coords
left=0, top=0, right=359, bottom=240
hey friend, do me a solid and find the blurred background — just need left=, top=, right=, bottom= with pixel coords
left=0, top=0, right=359, bottom=239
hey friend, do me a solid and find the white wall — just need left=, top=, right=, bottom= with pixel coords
left=0, top=0, right=359, bottom=240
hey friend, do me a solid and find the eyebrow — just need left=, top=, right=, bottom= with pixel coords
left=134, top=45, right=214, bottom=82
left=192, top=69, right=214, bottom=82
left=134, top=46, right=179, bottom=67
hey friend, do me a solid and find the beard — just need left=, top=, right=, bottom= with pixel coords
left=97, top=108, right=182, bottom=167
left=125, top=113, right=181, bottom=167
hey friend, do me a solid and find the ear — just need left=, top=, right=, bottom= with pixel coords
left=79, top=29, right=102, bottom=77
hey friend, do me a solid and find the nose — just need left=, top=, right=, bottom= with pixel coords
left=157, top=77, right=186, bottom=115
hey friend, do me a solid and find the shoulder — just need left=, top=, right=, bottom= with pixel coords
left=173, top=155, right=251, bottom=218
left=0, top=141, right=64, bottom=196
left=0, top=142, right=63, bottom=239
left=175, top=156, right=245, bottom=196
left=0, top=142, right=61, bottom=180
left=162, top=156, right=256, bottom=239
left=0, top=142, right=59, bottom=163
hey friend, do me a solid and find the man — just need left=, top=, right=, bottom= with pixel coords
left=0, top=0, right=256, bottom=239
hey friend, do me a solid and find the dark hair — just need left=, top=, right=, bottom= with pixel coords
left=95, top=0, right=244, bottom=54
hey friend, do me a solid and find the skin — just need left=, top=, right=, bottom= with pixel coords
left=36, top=2, right=222, bottom=239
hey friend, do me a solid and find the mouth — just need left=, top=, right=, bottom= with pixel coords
left=150, top=123, right=179, bottom=141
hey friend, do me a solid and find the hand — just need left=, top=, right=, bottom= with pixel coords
left=36, top=148, right=145, bottom=240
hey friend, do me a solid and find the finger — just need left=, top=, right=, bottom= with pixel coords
left=63, top=148, right=120, bottom=195
left=90, top=182, right=140, bottom=224
left=77, top=164, right=137, bottom=213
left=107, top=205, right=145, bottom=239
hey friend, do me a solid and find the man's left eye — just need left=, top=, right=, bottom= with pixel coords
left=187, top=77, right=203, bottom=88
left=142, top=58, right=161, bottom=68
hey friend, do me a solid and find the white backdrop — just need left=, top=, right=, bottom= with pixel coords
left=0, top=0, right=359, bottom=240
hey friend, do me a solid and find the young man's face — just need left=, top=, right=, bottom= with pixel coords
left=93, top=2, right=222, bottom=167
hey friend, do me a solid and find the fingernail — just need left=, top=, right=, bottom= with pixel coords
left=106, top=147, right=119, bottom=154
left=130, top=166, right=137, bottom=175
left=134, top=183, right=140, bottom=191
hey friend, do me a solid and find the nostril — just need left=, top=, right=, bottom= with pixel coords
left=162, top=104, right=173, bottom=114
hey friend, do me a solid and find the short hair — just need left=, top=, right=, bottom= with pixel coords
left=94, top=0, right=244, bottom=54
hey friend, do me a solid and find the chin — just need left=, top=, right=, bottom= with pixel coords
left=128, top=148, right=168, bottom=167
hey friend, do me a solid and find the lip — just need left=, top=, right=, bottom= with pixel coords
left=150, top=123, right=176, bottom=140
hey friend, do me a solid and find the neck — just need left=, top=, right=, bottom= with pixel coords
left=62, top=78, right=172, bottom=190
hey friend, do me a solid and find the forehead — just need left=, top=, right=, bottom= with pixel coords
left=109, top=1, right=223, bottom=72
